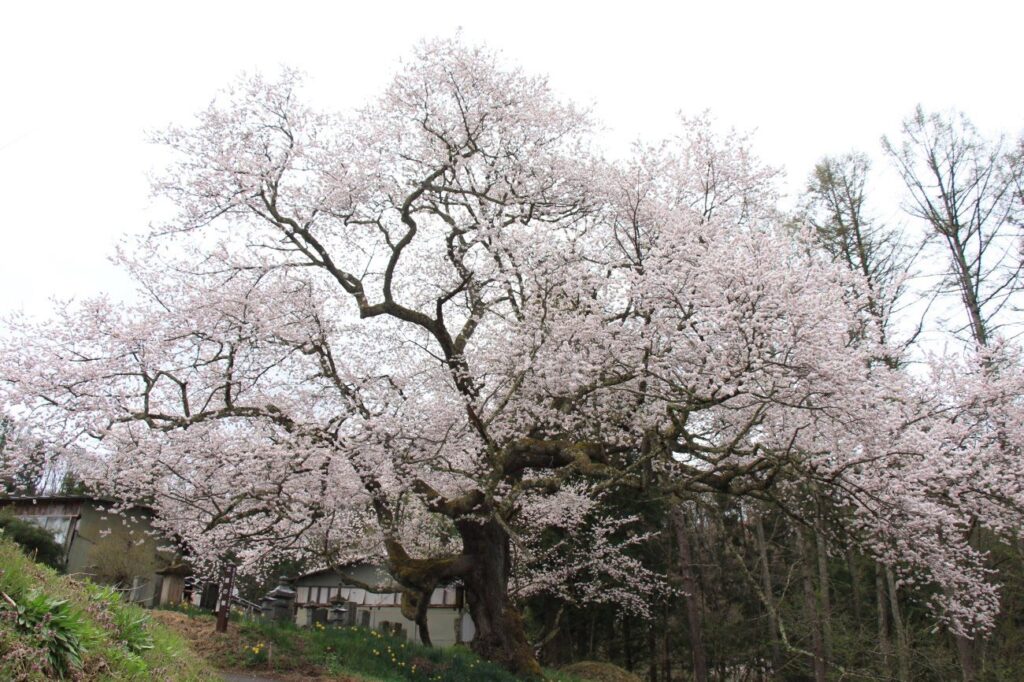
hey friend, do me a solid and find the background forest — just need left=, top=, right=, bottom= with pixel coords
left=512, top=106, right=1024, bottom=681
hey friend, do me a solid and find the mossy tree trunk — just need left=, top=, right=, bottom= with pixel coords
left=387, top=514, right=542, bottom=677
left=456, top=518, right=541, bottom=679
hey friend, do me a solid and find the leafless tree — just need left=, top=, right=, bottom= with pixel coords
left=801, top=152, right=920, bottom=362
left=883, top=107, right=1022, bottom=347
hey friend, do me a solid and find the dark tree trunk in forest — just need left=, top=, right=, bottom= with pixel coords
left=456, top=518, right=541, bottom=678
left=536, top=603, right=570, bottom=666
left=798, top=529, right=827, bottom=682
left=661, top=605, right=672, bottom=681
left=876, top=564, right=892, bottom=676
left=847, top=548, right=863, bottom=626
left=674, top=508, right=709, bottom=682
left=624, top=616, right=635, bottom=671
left=754, top=514, right=782, bottom=671
left=589, top=612, right=597, bottom=658
left=607, top=612, right=618, bottom=662
left=815, top=528, right=833, bottom=661
left=885, top=567, right=912, bottom=682
left=648, top=623, right=659, bottom=682
left=955, top=634, right=977, bottom=682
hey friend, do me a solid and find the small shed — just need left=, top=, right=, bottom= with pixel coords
left=0, top=495, right=184, bottom=607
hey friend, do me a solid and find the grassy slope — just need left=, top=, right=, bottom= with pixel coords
left=0, top=534, right=613, bottom=682
left=155, top=608, right=584, bottom=682
left=0, top=534, right=216, bottom=681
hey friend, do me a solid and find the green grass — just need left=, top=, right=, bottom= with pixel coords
left=0, top=532, right=216, bottom=681
left=169, top=609, right=582, bottom=681
left=226, top=617, right=521, bottom=681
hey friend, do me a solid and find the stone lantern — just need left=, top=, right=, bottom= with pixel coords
left=259, top=576, right=296, bottom=623
left=327, top=603, right=349, bottom=626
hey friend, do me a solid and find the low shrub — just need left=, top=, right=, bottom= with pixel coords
left=560, top=661, right=641, bottom=682
left=0, top=513, right=63, bottom=569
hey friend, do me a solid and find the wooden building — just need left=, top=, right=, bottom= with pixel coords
left=291, top=564, right=475, bottom=646
left=0, top=495, right=185, bottom=607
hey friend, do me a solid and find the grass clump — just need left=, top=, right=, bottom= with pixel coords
left=3, top=588, right=90, bottom=677
left=83, top=583, right=154, bottom=656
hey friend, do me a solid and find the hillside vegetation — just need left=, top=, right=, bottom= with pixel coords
left=0, top=532, right=215, bottom=681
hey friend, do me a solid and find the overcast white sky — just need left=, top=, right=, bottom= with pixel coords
left=1, top=0, right=1021, bottom=318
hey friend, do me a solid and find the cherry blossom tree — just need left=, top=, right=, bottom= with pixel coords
left=2, top=39, right=1022, bottom=676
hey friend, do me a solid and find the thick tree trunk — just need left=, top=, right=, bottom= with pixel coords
left=399, top=586, right=434, bottom=647
left=456, top=518, right=541, bottom=678
left=416, top=612, right=432, bottom=647
left=674, top=508, right=709, bottom=682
